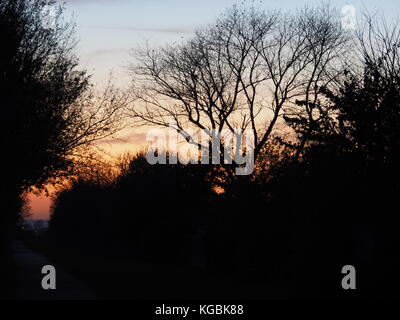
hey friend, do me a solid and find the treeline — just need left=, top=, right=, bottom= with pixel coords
left=47, top=124, right=400, bottom=297
left=48, top=59, right=400, bottom=296
left=46, top=3, right=400, bottom=298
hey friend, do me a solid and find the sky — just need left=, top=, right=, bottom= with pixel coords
left=29, top=0, right=400, bottom=219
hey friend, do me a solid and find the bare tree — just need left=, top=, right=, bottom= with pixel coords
left=281, top=5, right=352, bottom=159
left=129, top=3, right=351, bottom=169
left=44, top=79, right=130, bottom=188
left=356, top=12, right=400, bottom=79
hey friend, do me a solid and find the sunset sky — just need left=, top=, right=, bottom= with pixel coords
left=30, top=0, right=400, bottom=219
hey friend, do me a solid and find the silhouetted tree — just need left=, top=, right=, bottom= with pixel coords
left=129, top=3, right=349, bottom=165
left=49, top=151, right=215, bottom=264
left=0, top=0, right=126, bottom=231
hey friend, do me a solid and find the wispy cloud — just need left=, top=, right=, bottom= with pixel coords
left=61, top=0, right=124, bottom=3
left=87, top=48, right=128, bottom=58
left=82, top=24, right=195, bottom=34
left=97, top=132, right=147, bottom=146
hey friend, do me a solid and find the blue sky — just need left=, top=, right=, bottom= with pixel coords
left=61, top=0, right=400, bottom=85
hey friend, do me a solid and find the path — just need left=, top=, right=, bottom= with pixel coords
left=12, top=241, right=96, bottom=300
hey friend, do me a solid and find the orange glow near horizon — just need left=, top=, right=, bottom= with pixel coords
left=28, top=128, right=149, bottom=220
left=28, top=193, right=52, bottom=220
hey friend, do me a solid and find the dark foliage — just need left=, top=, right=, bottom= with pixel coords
left=48, top=51, right=400, bottom=298
left=0, top=0, right=125, bottom=299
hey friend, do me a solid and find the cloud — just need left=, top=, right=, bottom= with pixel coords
left=96, top=132, right=148, bottom=146
left=61, top=0, right=122, bottom=3
left=87, top=48, right=128, bottom=58
left=82, top=24, right=194, bottom=34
